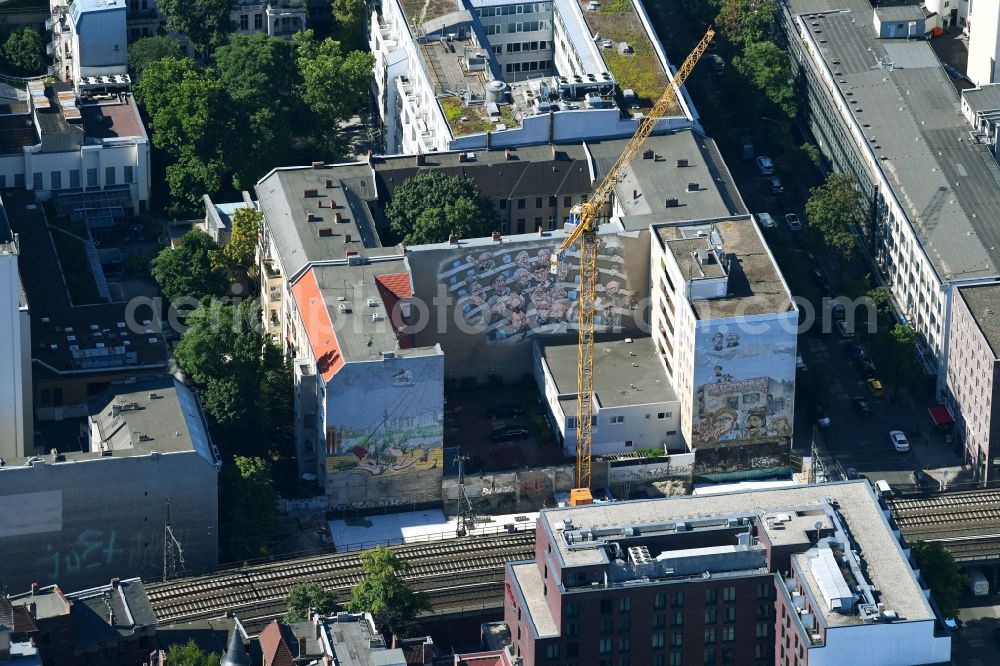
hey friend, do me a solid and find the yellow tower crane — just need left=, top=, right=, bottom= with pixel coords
left=550, top=28, right=716, bottom=506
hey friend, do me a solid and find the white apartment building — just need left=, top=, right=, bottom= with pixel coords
left=782, top=0, right=1000, bottom=395
left=369, top=0, right=697, bottom=155
left=534, top=337, right=683, bottom=457
left=49, top=0, right=127, bottom=87
left=967, top=0, right=1000, bottom=85
left=0, top=226, right=32, bottom=463
left=650, top=217, right=798, bottom=452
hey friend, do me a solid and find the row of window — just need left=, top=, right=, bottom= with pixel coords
left=477, top=3, right=553, bottom=18
left=506, top=40, right=549, bottom=53
left=19, top=166, right=135, bottom=192
left=238, top=13, right=265, bottom=31
left=483, top=20, right=551, bottom=35
left=499, top=194, right=586, bottom=210
left=504, top=60, right=553, bottom=73
left=552, top=646, right=770, bottom=666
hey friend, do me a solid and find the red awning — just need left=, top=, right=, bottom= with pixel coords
left=928, top=405, right=954, bottom=427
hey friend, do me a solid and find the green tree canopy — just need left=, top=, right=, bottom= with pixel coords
left=214, top=34, right=299, bottom=187
left=871, top=323, right=925, bottom=397
left=127, top=36, right=185, bottom=81
left=136, top=58, right=240, bottom=208
left=151, top=229, right=229, bottom=304
left=286, top=582, right=338, bottom=622
left=716, top=0, right=777, bottom=47
left=732, top=41, right=796, bottom=118
left=910, top=541, right=964, bottom=619
left=805, top=173, right=866, bottom=275
left=223, top=207, right=262, bottom=276
left=346, top=547, right=431, bottom=637
left=165, top=640, right=217, bottom=666
left=3, top=27, right=46, bottom=76
left=386, top=171, right=498, bottom=244
left=158, top=0, right=233, bottom=55
left=333, top=0, right=366, bottom=50
left=220, top=456, right=278, bottom=562
left=293, top=30, right=374, bottom=157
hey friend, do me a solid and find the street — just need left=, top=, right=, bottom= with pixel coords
left=952, top=593, right=1000, bottom=665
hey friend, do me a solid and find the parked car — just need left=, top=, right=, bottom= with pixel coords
left=767, top=176, right=784, bottom=194
left=852, top=397, right=872, bottom=416
left=867, top=378, right=884, bottom=397
left=836, top=319, right=854, bottom=338
left=911, top=469, right=933, bottom=492
left=817, top=412, right=831, bottom=429
left=784, top=213, right=802, bottom=231
left=846, top=467, right=860, bottom=480
left=491, top=425, right=530, bottom=442
left=848, top=340, right=865, bottom=359
left=756, top=155, right=774, bottom=176
left=796, top=354, right=807, bottom=371
left=832, top=302, right=846, bottom=322
left=889, top=429, right=910, bottom=453
left=756, top=212, right=776, bottom=228
left=707, top=54, right=725, bottom=73
left=486, top=404, right=524, bottom=419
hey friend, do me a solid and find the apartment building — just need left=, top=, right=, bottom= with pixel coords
left=944, top=284, right=1000, bottom=482
left=504, top=482, right=951, bottom=666
left=650, top=216, right=797, bottom=475
left=780, top=0, right=1000, bottom=389
left=0, top=213, right=31, bottom=463
left=49, top=0, right=127, bottom=87
left=369, top=0, right=696, bottom=155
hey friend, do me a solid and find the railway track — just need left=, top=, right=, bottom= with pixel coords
left=147, top=533, right=535, bottom=628
left=887, top=489, right=1000, bottom=545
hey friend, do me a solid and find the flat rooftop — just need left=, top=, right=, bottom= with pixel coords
left=79, top=96, right=146, bottom=140
left=656, top=216, right=794, bottom=318
left=537, top=481, right=933, bottom=623
left=957, top=284, right=1000, bottom=358
left=788, top=0, right=1000, bottom=282
left=537, top=336, right=676, bottom=409
left=5, top=194, right=167, bottom=373
left=962, top=84, right=1000, bottom=115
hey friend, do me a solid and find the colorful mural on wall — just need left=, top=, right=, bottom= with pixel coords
left=691, top=322, right=796, bottom=445
left=323, top=355, right=445, bottom=508
left=435, top=236, right=636, bottom=343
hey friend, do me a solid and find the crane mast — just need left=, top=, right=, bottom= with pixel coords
left=550, top=28, right=716, bottom=504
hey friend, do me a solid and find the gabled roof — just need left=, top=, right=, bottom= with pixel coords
left=259, top=620, right=294, bottom=666
left=290, top=267, right=343, bottom=382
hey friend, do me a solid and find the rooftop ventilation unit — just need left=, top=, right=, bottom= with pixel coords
left=628, top=545, right=653, bottom=564
left=664, top=198, right=679, bottom=208
left=676, top=158, right=689, bottom=167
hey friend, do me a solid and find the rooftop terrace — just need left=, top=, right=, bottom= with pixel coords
left=788, top=0, right=1000, bottom=282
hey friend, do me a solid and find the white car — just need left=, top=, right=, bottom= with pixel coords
left=784, top=213, right=802, bottom=231
left=757, top=212, right=776, bottom=228
left=756, top=155, right=774, bottom=176
left=889, top=430, right=910, bottom=453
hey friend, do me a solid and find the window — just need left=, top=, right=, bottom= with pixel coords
left=567, top=417, right=576, bottom=430
left=601, top=617, right=613, bottom=633
left=669, top=631, right=682, bottom=647
left=566, top=602, right=580, bottom=618
left=669, top=654, right=683, bottom=666
left=609, top=415, right=625, bottom=424
left=666, top=430, right=678, bottom=436
left=671, top=591, right=684, bottom=607
left=548, top=216, right=557, bottom=230
left=704, top=608, right=716, bottom=624
left=599, top=638, right=613, bottom=655
left=50, top=171, right=61, bottom=190
left=652, top=633, right=665, bottom=649
left=124, top=165, right=134, bottom=184
left=105, top=166, right=116, bottom=185
left=703, top=648, right=716, bottom=665
left=545, top=644, right=560, bottom=659
left=722, top=626, right=735, bottom=642
left=32, top=172, right=41, bottom=190
left=240, top=14, right=249, bottom=30
left=658, top=411, right=673, bottom=419
left=14, top=173, right=24, bottom=188
left=723, top=587, right=736, bottom=602
left=724, top=607, right=736, bottom=623
left=534, top=216, right=543, bottom=230
left=755, top=623, right=768, bottom=638
left=601, top=599, right=614, bottom=615
left=69, top=169, right=80, bottom=188
left=517, top=198, right=525, bottom=209
left=757, top=583, right=771, bottom=599
left=619, top=637, right=631, bottom=653
left=706, top=588, right=717, bottom=604
left=254, top=13, right=263, bottom=29
left=654, top=593, right=667, bottom=609
left=704, top=628, right=716, bottom=644
left=619, top=616, right=631, bottom=632
left=721, top=647, right=734, bottom=663
left=564, top=196, right=572, bottom=207
left=549, top=195, right=557, bottom=207
left=619, top=596, right=631, bottom=613
left=754, top=644, right=766, bottom=659
left=536, top=197, right=543, bottom=207
left=516, top=219, right=525, bottom=234
left=671, top=611, right=684, bottom=627
left=653, top=613, right=665, bottom=629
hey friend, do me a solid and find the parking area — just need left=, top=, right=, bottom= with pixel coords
left=444, top=385, right=566, bottom=472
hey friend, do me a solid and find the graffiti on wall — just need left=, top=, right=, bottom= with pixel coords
left=435, top=236, right=635, bottom=343
left=692, top=322, right=795, bottom=445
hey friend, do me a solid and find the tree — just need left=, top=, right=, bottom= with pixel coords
left=127, top=36, right=185, bottom=81
left=220, top=456, right=278, bottom=562
left=796, top=367, right=831, bottom=414
left=165, top=640, right=217, bottom=666
left=136, top=59, right=240, bottom=208
left=871, top=323, right=925, bottom=398
left=294, top=30, right=374, bottom=157
left=386, top=172, right=498, bottom=244
left=3, top=27, right=45, bottom=76
left=286, top=583, right=338, bottom=622
left=223, top=207, right=262, bottom=276
left=214, top=34, right=299, bottom=187
left=158, top=0, right=233, bottom=56
left=346, top=547, right=431, bottom=637
left=910, top=541, right=964, bottom=619
left=332, top=0, right=366, bottom=50
left=805, top=173, right=866, bottom=277
left=732, top=41, right=796, bottom=118
left=716, top=0, right=777, bottom=48
left=151, top=229, right=229, bottom=304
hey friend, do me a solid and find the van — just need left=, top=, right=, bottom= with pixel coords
left=874, top=479, right=893, bottom=497
left=966, top=566, right=989, bottom=596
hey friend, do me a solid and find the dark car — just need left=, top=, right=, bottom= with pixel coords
left=852, top=397, right=872, bottom=417
left=486, top=404, right=524, bottom=419
left=846, top=467, right=860, bottom=480
left=911, top=469, right=934, bottom=492
left=849, top=341, right=865, bottom=359
left=491, top=426, right=530, bottom=443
